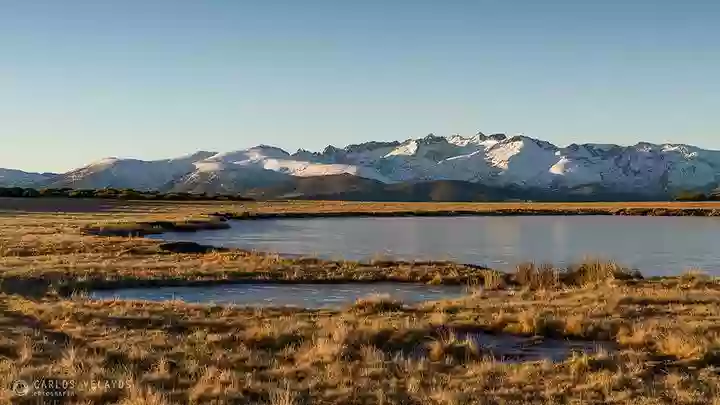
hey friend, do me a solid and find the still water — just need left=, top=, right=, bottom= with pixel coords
left=91, top=283, right=465, bottom=309
left=150, top=216, right=720, bottom=276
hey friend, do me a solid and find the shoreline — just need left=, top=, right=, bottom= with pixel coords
left=71, top=202, right=720, bottom=295
left=216, top=206, right=720, bottom=219
left=82, top=205, right=720, bottom=238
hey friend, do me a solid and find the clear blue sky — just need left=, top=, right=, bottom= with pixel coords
left=2, top=1, right=718, bottom=173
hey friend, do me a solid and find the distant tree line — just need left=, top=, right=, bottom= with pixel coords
left=674, top=190, right=720, bottom=201
left=0, top=187, right=253, bottom=201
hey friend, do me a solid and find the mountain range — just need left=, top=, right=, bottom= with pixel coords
left=3, top=132, right=720, bottom=201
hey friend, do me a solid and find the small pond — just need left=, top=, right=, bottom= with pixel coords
left=462, top=332, right=613, bottom=363
left=90, top=283, right=466, bottom=309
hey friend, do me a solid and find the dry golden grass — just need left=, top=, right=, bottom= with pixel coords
left=3, top=282, right=720, bottom=404
left=5, top=197, right=720, bottom=217
left=1, top=199, right=720, bottom=404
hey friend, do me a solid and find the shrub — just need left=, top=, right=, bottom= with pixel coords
left=427, top=332, right=482, bottom=363
left=480, top=270, right=506, bottom=290
left=0, top=186, right=253, bottom=201
left=22, top=188, right=40, bottom=197
left=352, top=294, right=405, bottom=314
left=563, top=259, right=624, bottom=286
left=513, top=262, right=560, bottom=290
left=675, top=191, right=708, bottom=201
left=2, top=187, right=22, bottom=197
left=68, top=189, right=96, bottom=198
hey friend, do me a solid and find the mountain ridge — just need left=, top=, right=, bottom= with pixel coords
left=3, top=132, right=720, bottom=199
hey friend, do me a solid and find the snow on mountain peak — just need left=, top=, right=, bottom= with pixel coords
left=6, top=131, right=720, bottom=196
left=204, top=146, right=290, bottom=164
left=385, top=140, right=419, bottom=157
left=0, top=168, right=55, bottom=187
left=170, top=151, right=217, bottom=162
left=90, top=157, right=121, bottom=167
left=447, top=134, right=485, bottom=147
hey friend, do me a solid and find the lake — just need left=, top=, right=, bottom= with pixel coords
left=149, top=216, right=720, bottom=276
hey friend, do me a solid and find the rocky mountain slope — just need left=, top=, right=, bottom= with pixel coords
left=4, top=132, right=720, bottom=199
left=0, top=169, right=55, bottom=187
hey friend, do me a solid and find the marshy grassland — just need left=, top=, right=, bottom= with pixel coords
left=2, top=199, right=720, bottom=404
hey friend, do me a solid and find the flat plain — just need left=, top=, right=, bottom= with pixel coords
left=2, top=198, right=720, bottom=404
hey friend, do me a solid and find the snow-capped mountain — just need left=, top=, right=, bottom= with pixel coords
left=44, top=151, right=217, bottom=190
left=4, top=132, right=720, bottom=198
left=0, top=168, right=56, bottom=187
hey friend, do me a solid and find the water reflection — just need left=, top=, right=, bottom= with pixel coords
left=149, top=216, right=720, bottom=276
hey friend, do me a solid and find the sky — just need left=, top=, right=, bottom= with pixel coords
left=1, top=1, right=719, bottom=173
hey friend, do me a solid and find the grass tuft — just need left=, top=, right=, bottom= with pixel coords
left=351, top=294, right=405, bottom=314
left=427, top=332, right=482, bottom=363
